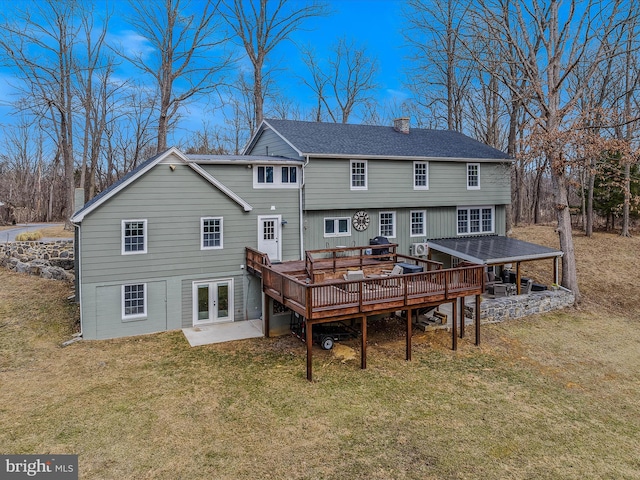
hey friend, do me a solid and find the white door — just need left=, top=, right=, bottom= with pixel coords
left=258, top=215, right=281, bottom=262
left=193, top=279, right=234, bottom=326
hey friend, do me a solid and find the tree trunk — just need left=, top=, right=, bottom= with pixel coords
left=552, top=171, right=581, bottom=301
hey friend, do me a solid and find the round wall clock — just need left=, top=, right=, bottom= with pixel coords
left=352, top=210, right=370, bottom=231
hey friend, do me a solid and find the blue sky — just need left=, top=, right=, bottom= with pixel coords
left=0, top=0, right=409, bottom=149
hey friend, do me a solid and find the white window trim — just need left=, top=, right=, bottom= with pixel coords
left=253, top=165, right=299, bottom=189
left=413, top=161, right=429, bottom=190
left=457, top=206, right=495, bottom=235
left=467, top=163, right=481, bottom=190
left=201, top=217, right=223, bottom=250
left=121, top=219, right=147, bottom=255
left=410, top=210, right=426, bottom=237
left=121, top=283, right=147, bottom=321
left=379, top=210, right=396, bottom=238
left=350, top=159, right=368, bottom=191
left=323, top=217, right=352, bottom=238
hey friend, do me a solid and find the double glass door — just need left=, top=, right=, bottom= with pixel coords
left=193, top=279, right=233, bottom=325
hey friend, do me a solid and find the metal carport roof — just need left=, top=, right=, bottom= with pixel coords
left=428, top=236, right=563, bottom=265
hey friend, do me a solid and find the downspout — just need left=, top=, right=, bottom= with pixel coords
left=72, top=222, right=83, bottom=338
left=299, top=155, right=310, bottom=260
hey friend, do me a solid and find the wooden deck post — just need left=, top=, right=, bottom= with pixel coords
left=264, top=296, right=270, bottom=338
left=452, top=299, right=458, bottom=351
left=475, top=294, right=481, bottom=346
left=306, top=321, right=313, bottom=381
left=516, top=262, right=522, bottom=295
left=459, top=297, right=465, bottom=339
left=406, top=308, right=412, bottom=361
left=554, top=256, right=559, bottom=285
left=361, top=315, right=367, bottom=370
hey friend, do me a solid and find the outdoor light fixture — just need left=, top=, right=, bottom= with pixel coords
left=169, top=165, right=176, bottom=171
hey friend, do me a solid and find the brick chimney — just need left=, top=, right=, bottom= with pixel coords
left=393, top=117, right=410, bottom=134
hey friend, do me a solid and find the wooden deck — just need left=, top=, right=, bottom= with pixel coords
left=247, top=245, right=484, bottom=322
left=246, top=245, right=484, bottom=381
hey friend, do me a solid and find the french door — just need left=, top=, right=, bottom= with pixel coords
left=193, top=279, right=234, bottom=325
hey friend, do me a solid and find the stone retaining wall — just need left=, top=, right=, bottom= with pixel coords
left=0, top=240, right=75, bottom=282
left=468, top=289, right=575, bottom=323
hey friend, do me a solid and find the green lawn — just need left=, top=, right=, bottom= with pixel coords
left=1, top=226, right=639, bottom=479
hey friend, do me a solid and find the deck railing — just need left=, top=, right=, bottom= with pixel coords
left=261, top=262, right=483, bottom=321
left=246, top=247, right=271, bottom=277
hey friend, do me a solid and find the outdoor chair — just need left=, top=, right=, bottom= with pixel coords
left=343, top=270, right=365, bottom=292
left=493, top=284, right=509, bottom=297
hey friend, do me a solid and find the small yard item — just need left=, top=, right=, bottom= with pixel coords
left=290, top=312, right=359, bottom=350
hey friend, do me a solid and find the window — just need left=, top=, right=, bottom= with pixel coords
left=122, top=220, right=147, bottom=255
left=254, top=164, right=298, bottom=188
left=257, top=166, right=274, bottom=184
left=414, top=162, right=429, bottom=190
left=350, top=160, right=367, bottom=190
left=282, top=166, right=297, bottom=183
left=324, top=217, right=351, bottom=237
left=410, top=210, right=426, bottom=237
left=457, top=206, right=494, bottom=235
left=122, top=283, right=146, bottom=320
left=379, top=211, right=396, bottom=238
left=467, top=163, right=480, bottom=190
left=201, top=217, right=223, bottom=250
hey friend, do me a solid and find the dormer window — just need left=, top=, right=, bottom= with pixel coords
left=253, top=165, right=298, bottom=188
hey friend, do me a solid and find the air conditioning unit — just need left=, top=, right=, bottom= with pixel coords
left=411, top=242, right=428, bottom=256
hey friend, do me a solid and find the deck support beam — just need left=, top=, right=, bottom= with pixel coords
left=264, top=296, right=270, bottom=338
left=459, top=297, right=465, bottom=339
left=361, top=315, right=367, bottom=370
left=452, top=299, right=458, bottom=351
left=475, top=294, right=481, bottom=346
left=306, top=321, right=313, bottom=381
left=406, top=308, right=412, bottom=361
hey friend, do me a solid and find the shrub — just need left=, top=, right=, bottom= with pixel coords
left=15, top=231, right=43, bottom=241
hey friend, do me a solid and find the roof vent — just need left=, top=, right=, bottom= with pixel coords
left=393, top=117, right=410, bottom=134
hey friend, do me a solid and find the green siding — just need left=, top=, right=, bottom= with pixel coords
left=247, top=129, right=302, bottom=158
left=303, top=205, right=507, bottom=254
left=78, top=154, right=301, bottom=339
left=303, top=158, right=511, bottom=210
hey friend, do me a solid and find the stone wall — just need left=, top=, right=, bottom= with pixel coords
left=467, top=289, right=575, bottom=323
left=0, top=240, right=75, bottom=282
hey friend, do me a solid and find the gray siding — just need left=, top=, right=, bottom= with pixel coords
left=303, top=158, right=511, bottom=210
left=247, top=128, right=302, bottom=159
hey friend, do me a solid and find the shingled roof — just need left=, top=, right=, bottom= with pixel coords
left=258, top=118, right=511, bottom=160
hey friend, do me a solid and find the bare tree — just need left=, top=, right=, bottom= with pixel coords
left=119, top=0, right=233, bottom=153
left=0, top=0, right=79, bottom=222
left=481, top=0, right=630, bottom=301
left=301, top=38, right=379, bottom=123
left=404, top=0, right=474, bottom=131
left=222, top=0, right=327, bottom=130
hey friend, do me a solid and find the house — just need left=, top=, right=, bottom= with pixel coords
left=72, top=118, right=515, bottom=341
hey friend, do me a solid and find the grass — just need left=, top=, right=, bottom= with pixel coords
left=1, top=225, right=640, bottom=479
left=14, top=231, right=43, bottom=241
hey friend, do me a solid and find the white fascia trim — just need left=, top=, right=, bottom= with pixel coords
left=188, top=163, right=253, bottom=212
left=71, top=147, right=188, bottom=223
left=304, top=154, right=513, bottom=163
